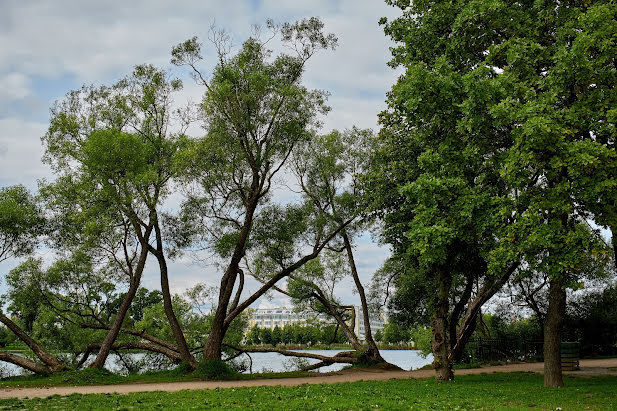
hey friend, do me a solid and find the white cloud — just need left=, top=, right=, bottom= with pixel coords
left=0, top=0, right=400, bottom=306
left=0, top=118, right=51, bottom=187
left=0, top=73, right=31, bottom=102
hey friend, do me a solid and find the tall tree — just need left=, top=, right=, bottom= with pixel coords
left=374, top=0, right=616, bottom=385
left=42, top=64, right=196, bottom=368
left=170, top=18, right=339, bottom=361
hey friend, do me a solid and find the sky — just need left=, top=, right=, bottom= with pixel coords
left=0, top=0, right=401, bottom=308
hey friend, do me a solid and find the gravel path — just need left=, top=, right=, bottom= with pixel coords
left=0, top=358, right=615, bottom=399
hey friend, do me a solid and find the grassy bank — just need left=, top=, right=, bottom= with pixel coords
left=0, top=373, right=615, bottom=410
left=0, top=368, right=319, bottom=389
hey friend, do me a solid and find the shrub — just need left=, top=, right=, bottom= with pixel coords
left=193, top=360, right=236, bottom=380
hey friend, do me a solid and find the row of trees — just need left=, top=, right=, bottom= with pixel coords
left=368, top=0, right=617, bottom=387
left=0, top=17, right=385, bottom=375
left=245, top=324, right=349, bottom=346
left=2, top=1, right=616, bottom=388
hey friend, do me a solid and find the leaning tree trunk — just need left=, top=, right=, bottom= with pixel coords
left=544, top=278, right=566, bottom=387
left=203, top=265, right=239, bottom=361
left=0, top=351, right=53, bottom=375
left=0, top=313, right=65, bottom=372
left=204, top=192, right=260, bottom=361
left=152, top=221, right=197, bottom=369
left=89, top=275, right=142, bottom=369
left=90, top=226, right=152, bottom=369
left=431, top=267, right=453, bottom=381
left=343, top=232, right=382, bottom=362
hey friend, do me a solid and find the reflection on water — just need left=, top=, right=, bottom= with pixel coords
left=0, top=350, right=433, bottom=378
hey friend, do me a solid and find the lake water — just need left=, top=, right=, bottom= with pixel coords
left=0, top=350, right=433, bottom=377
left=244, top=350, right=433, bottom=373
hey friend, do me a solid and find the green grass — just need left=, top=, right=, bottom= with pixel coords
left=0, top=367, right=321, bottom=389
left=0, top=372, right=615, bottom=410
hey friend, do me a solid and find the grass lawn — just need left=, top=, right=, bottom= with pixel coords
left=0, top=372, right=615, bottom=410
left=0, top=368, right=318, bottom=389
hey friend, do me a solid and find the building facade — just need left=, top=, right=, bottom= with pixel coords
left=248, top=306, right=385, bottom=342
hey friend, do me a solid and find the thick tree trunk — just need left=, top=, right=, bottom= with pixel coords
left=450, top=261, right=520, bottom=362
left=90, top=226, right=152, bottom=369
left=0, top=313, right=65, bottom=372
left=203, top=270, right=236, bottom=361
left=152, top=221, right=197, bottom=369
left=204, top=190, right=260, bottom=361
left=224, top=343, right=358, bottom=364
left=544, top=278, right=566, bottom=387
left=89, top=276, right=142, bottom=369
left=448, top=273, right=474, bottom=363
left=342, top=232, right=382, bottom=361
left=0, top=351, right=52, bottom=375
left=431, top=268, right=453, bottom=381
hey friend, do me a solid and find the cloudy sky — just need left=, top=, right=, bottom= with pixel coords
left=0, top=0, right=401, bottom=308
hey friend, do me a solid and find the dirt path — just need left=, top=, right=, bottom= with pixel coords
left=1, top=358, right=615, bottom=399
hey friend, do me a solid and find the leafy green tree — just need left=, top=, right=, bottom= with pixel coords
left=0, top=185, right=44, bottom=263
left=170, top=18, right=340, bottom=361
left=374, top=0, right=616, bottom=386
left=382, top=323, right=410, bottom=345
left=373, top=329, right=383, bottom=343
left=0, top=186, right=67, bottom=374
left=246, top=325, right=261, bottom=345
left=271, top=326, right=282, bottom=346
left=42, top=64, right=196, bottom=368
left=259, top=328, right=273, bottom=346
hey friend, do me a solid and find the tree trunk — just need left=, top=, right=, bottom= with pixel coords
left=450, top=261, right=520, bottom=362
left=431, top=268, right=453, bottom=381
left=544, top=278, right=566, bottom=387
left=89, top=226, right=152, bottom=369
left=203, top=316, right=227, bottom=361
left=343, top=232, right=382, bottom=361
left=310, top=289, right=363, bottom=351
left=204, top=191, right=260, bottom=361
left=0, top=351, right=52, bottom=375
left=152, top=221, right=197, bottom=369
left=448, top=272, right=474, bottom=363
left=0, top=313, right=65, bottom=372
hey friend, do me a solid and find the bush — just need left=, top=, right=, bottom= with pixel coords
left=193, top=360, right=236, bottom=380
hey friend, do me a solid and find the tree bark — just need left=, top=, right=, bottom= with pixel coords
left=310, top=289, right=363, bottom=350
left=0, top=312, right=65, bottom=372
left=81, top=324, right=181, bottom=353
left=342, top=232, right=382, bottom=361
left=223, top=343, right=358, bottom=364
left=543, top=278, right=566, bottom=387
left=85, top=341, right=183, bottom=363
left=431, top=267, right=453, bottom=381
left=204, top=188, right=261, bottom=361
left=450, top=261, right=520, bottom=362
left=0, top=351, right=52, bottom=375
left=89, top=225, right=152, bottom=369
left=151, top=220, right=197, bottom=369
left=448, top=272, right=474, bottom=362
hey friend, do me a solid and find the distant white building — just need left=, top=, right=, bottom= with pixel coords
left=353, top=306, right=385, bottom=342
left=248, top=306, right=385, bottom=342
left=247, top=307, right=310, bottom=329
